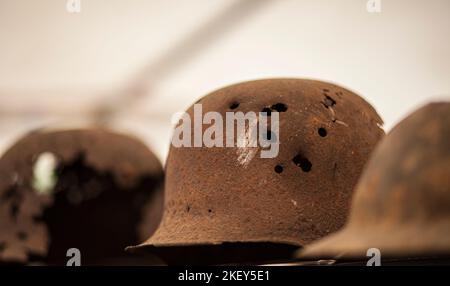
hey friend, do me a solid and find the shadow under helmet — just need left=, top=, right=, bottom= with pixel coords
left=131, top=78, right=384, bottom=264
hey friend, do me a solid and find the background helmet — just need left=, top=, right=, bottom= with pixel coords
left=298, top=102, right=450, bottom=260
left=132, top=78, right=384, bottom=264
left=0, top=128, right=163, bottom=265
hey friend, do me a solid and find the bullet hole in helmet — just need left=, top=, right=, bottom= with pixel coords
left=229, top=102, right=240, bottom=110
left=323, top=95, right=336, bottom=107
left=293, top=155, right=312, bottom=172
left=271, top=103, right=287, bottom=112
left=17, top=231, right=28, bottom=241
left=208, top=209, right=212, bottom=213
left=318, top=127, right=327, bottom=137
left=186, top=205, right=191, bottom=213
left=261, top=107, right=272, bottom=116
left=274, top=165, right=284, bottom=174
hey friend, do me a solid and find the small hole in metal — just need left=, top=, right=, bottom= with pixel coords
left=318, top=127, right=327, bottom=137
left=274, top=165, right=284, bottom=174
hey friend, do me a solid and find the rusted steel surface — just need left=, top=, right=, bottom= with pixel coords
left=0, top=128, right=163, bottom=265
left=133, top=78, right=384, bottom=264
left=299, top=103, right=450, bottom=260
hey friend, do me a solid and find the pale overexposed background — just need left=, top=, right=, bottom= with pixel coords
left=0, top=0, right=449, bottom=162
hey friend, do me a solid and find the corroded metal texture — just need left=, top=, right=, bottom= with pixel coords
left=132, top=79, right=384, bottom=263
left=0, top=128, right=163, bottom=265
left=298, top=102, right=450, bottom=260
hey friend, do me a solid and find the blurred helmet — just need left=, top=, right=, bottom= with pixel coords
left=131, top=78, right=384, bottom=264
left=0, top=128, right=163, bottom=265
left=298, top=103, right=450, bottom=260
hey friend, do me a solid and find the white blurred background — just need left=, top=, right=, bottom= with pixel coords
left=0, top=0, right=449, bottom=162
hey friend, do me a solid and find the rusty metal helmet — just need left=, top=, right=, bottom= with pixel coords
left=131, top=78, right=384, bottom=264
left=0, top=128, right=164, bottom=265
left=298, top=102, right=450, bottom=260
